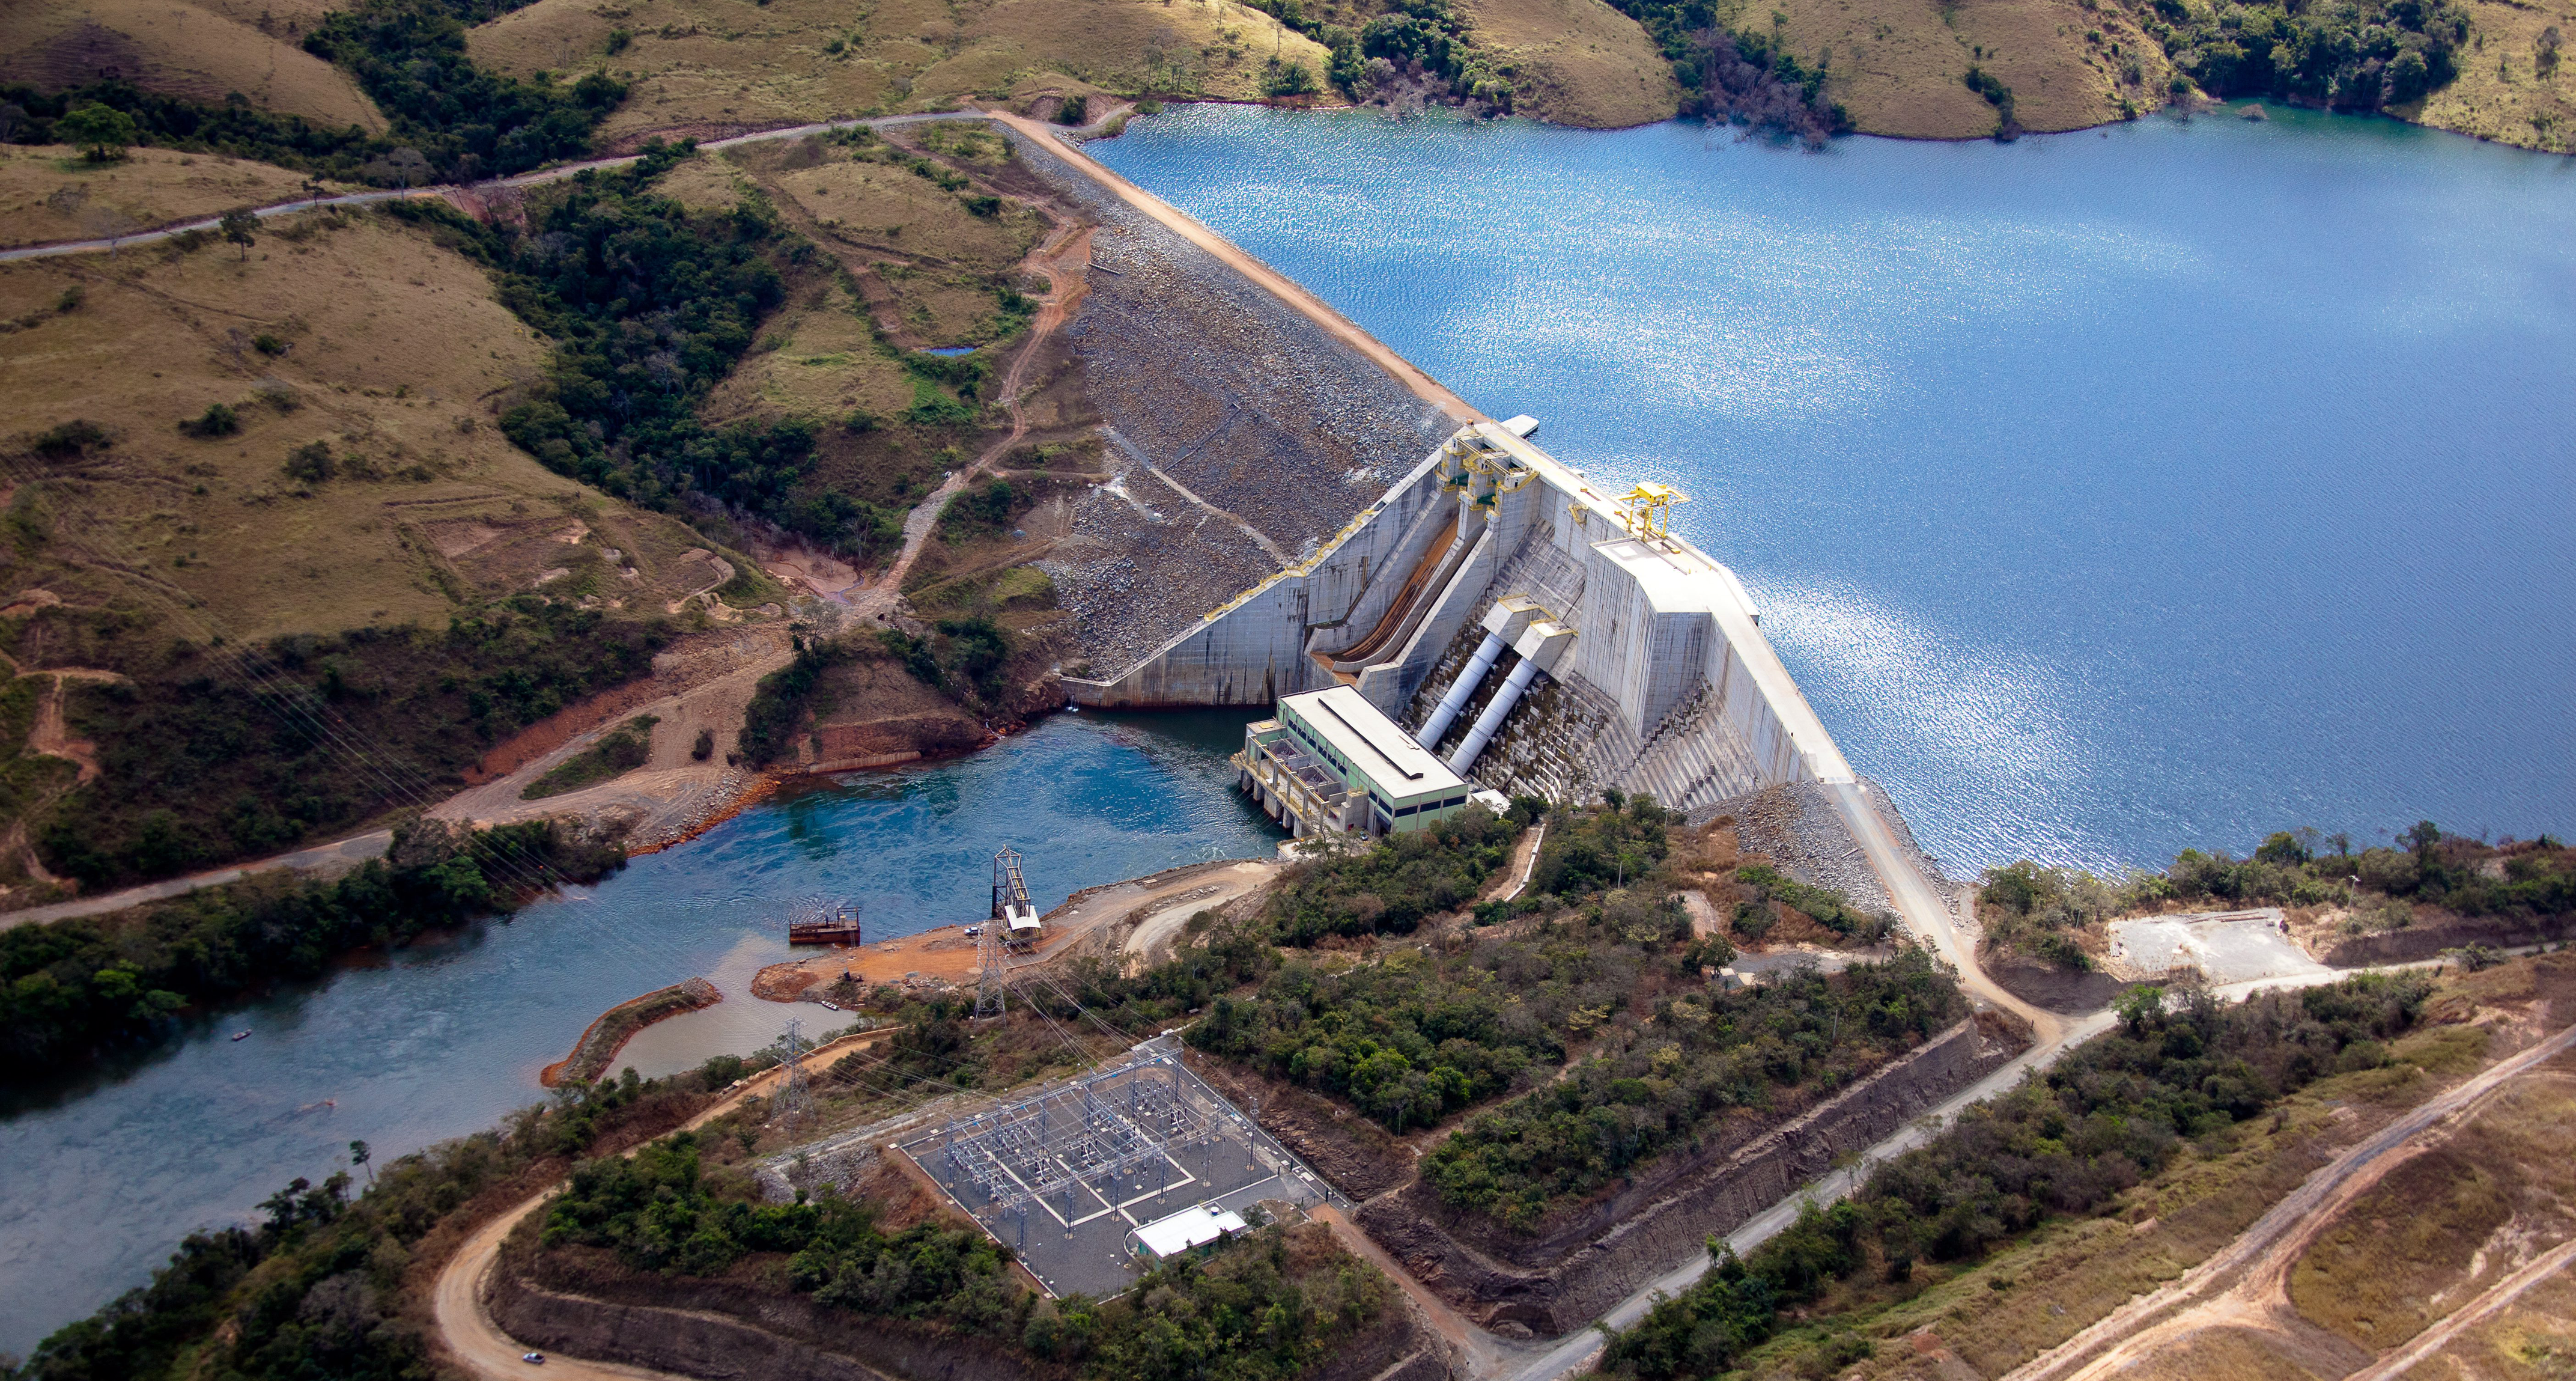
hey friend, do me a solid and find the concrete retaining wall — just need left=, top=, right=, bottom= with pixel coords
left=1062, top=447, right=1451, bottom=708
left=1352, top=1014, right=2026, bottom=1337
left=490, top=1247, right=1439, bottom=1381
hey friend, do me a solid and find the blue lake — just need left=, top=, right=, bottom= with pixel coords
left=1091, top=105, right=2576, bottom=873
left=0, top=711, right=1278, bottom=1355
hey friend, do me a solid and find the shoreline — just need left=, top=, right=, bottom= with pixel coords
left=538, top=977, right=723, bottom=1088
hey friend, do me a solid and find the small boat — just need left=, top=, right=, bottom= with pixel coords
left=231, top=1030, right=251, bottom=1041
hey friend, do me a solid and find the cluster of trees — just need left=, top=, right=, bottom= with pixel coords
left=1729, top=863, right=1894, bottom=944
left=10, top=1066, right=717, bottom=1381
left=1190, top=948, right=1567, bottom=1131
left=1980, top=824, right=2573, bottom=969
left=539, top=1130, right=1388, bottom=1380
left=1, top=0, right=625, bottom=184
left=880, top=615, right=1016, bottom=704
left=1605, top=1, right=1848, bottom=139
left=0, top=817, right=627, bottom=1070
left=384, top=148, right=905, bottom=558
left=1527, top=788, right=1672, bottom=896
left=736, top=635, right=857, bottom=766
left=1594, top=971, right=2436, bottom=1380
left=302, top=0, right=623, bottom=180
left=20, top=600, right=669, bottom=888
left=1262, top=804, right=1525, bottom=944
left=1423, top=948, right=1966, bottom=1230
left=2133, top=0, right=2471, bottom=108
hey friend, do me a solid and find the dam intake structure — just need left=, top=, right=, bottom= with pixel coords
left=1063, top=419, right=1855, bottom=814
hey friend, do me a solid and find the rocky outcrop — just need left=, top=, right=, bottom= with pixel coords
left=1351, top=1011, right=2030, bottom=1337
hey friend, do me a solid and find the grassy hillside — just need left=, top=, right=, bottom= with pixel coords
left=0, top=0, right=386, bottom=132
left=466, top=0, right=1335, bottom=143
left=1453, top=0, right=1681, bottom=126
left=0, top=142, right=338, bottom=250
left=2415, top=0, right=2576, bottom=151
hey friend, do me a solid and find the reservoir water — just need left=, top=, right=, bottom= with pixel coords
left=1090, top=105, right=2576, bottom=873
left=10, top=107, right=2576, bottom=1356
left=0, top=711, right=1278, bottom=1354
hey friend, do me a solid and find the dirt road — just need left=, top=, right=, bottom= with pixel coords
left=839, top=212, right=1098, bottom=618
left=2003, top=1013, right=2576, bottom=1381
left=432, top=1026, right=898, bottom=1381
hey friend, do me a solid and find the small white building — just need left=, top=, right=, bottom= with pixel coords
left=1128, top=1204, right=1248, bottom=1263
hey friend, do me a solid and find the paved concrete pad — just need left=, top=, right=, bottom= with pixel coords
left=2107, top=909, right=2330, bottom=986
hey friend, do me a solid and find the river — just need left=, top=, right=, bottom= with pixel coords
left=0, top=710, right=1279, bottom=1355
left=1089, top=103, right=2576, bottom=874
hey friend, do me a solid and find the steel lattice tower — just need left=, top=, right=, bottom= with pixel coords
left=773, top=1017, right=815, bottom=1127
left=974, top=920, right=1006, bottom=1019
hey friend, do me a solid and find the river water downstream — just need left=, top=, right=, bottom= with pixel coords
left=7, top=108, right=2574, bottom=1356
left=0, top=711, right=1278, bottom=1354
left=1092, top=104, right=2576, bottom=874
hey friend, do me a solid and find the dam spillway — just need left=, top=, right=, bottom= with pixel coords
left=1063, top=419, right=1855, bottom=813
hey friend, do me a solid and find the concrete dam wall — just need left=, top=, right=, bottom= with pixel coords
left=1065, top=420, right=1857, bottom=811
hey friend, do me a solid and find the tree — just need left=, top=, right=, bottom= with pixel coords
left=349, top=1138, right=373, bottom=1184
left=219, top=206, right=258, bottom=261
left=2115, top=983, right=2166, bottom=1035
left=56, top=102, right=139, bottom=162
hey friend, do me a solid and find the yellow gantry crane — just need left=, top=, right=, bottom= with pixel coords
left=1616, top=483, right=1690, bottom=540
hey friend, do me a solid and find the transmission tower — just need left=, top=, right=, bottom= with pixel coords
left=773, top=1017, right=816, bottom=1127
left=974, top=921, right=1007, bottom=1019
left=979, top=848, right=1030, bottom=1020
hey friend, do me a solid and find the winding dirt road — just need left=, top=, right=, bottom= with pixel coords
left=2003, top=1013, right=2576, bottom=1381
left=432, top=1026, right=899, bottom=1381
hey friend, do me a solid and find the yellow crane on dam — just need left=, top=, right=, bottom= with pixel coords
left=1617, top=482, right=1690, bottom=541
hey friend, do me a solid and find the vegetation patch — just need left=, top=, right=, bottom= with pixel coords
left=1263, top=804, right=1526, bottom=943
left=2122, top=0, right=2470, bottom=109
left=1978, top=825, right=2575, bottom=969
left=379, top=145, right=905, bottom=561
left=1593, top=969, right=2438, bottom=1379
left=19, top=600, right=666, bottom=889
left=736, top=635, right=861, bottom=767
left=521, top=715, right=658, bottom=799
left=1424, top=947, right=1964, bottom=1230
left=1191, top=947, right=1567, bottom=1131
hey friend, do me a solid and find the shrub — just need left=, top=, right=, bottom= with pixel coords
left=1596, top=971, right=2440, bottom=1380
left=282, top=439, right=334, bottom=481
left=1054, top=94, right=1090, bottom=125
left=179, top=403, right=240, bottom=438
left=32, top=419, right=110, bottom=458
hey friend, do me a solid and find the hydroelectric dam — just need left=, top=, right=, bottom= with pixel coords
left=1062, top=417, right=1857, bottom=818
